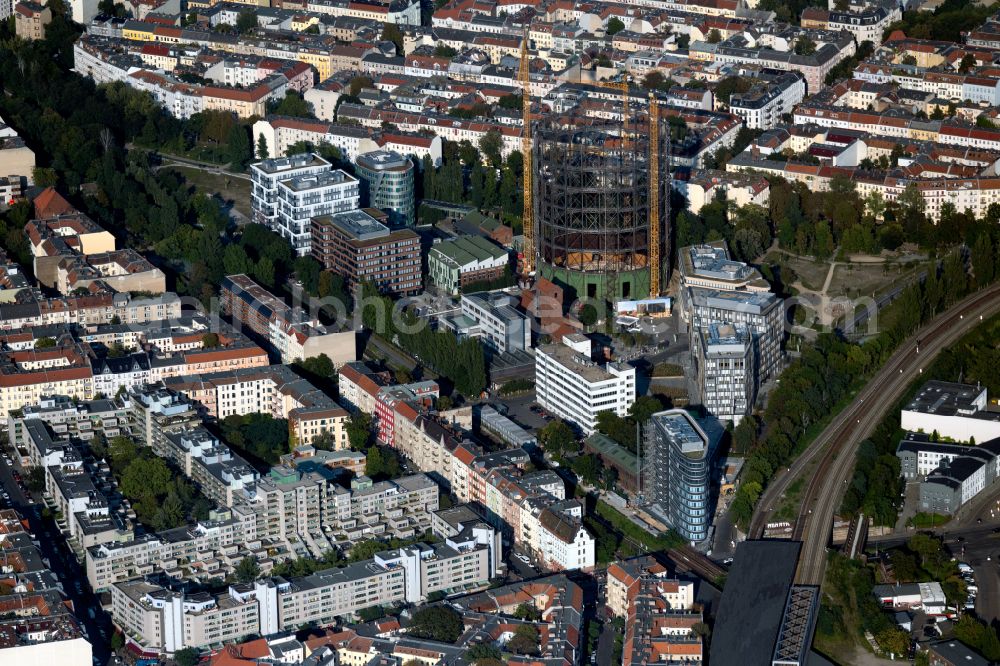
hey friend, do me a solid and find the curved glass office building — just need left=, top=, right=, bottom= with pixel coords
left=354, top=150, right=415, bottom=228
left=644, top=409, right=715, bottom=542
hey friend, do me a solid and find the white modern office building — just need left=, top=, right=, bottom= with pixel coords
left=535, top=339, right=636, bottom=435
left=249, top=153, right=331, bottom=229
left=275, top=170, right=360, bottom=255
left=696, top=322, right=757, bottom=424
left=900, top=381, right=1000, bottom=443
left=458, top=291, right=532, bottom=354
left=688, top=289, right=783, bottom=382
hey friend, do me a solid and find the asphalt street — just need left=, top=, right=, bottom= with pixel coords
left=0, top=446, right=114, bottom=665
left=871, top=523, right=1000, bottom=623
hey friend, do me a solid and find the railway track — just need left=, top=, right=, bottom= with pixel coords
left=667, top=545, right=726, bottom=582
left=791, top=282, right=1000, bottom=585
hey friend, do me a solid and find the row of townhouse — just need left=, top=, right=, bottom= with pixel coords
left=252, top=115, right=442, bottom=166
left=0, top=290, right=181, bottom=331
left=334, top=103, right=523, bottom=157
left=111, top=535, right=492, bottom=656
left=0, top=507, right=94, bottom=666
left=793, top=104, right=1000, bottom=151
left=607, top=556, right=705, bottom=663
left=853, top=61, right=1000, bottom=106
left=692, top=26, right=856, bottom=94
left=109, top=19, right=369, bottom=80
left=727, top=150, right=1000, bottom=222
left=339, top=361, right=597, bottom=571
left=74, top=36, right=315, bottom=119
left=0, top=336, right=269, bottom=415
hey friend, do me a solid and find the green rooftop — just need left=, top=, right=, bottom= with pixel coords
left=585, top=432, right=638, bottom=470
left=431, top=235, right=507, bottom=267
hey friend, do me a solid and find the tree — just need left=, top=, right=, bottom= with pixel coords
left=98, top=0, right=125, bottom=17
left=296, top=353, right=335, bottom=379
left=479, top=129, right=503, bottom=170
left=227, top=123, right=252, bottom=170
left=174, top=648, right=200, bottom=666
left=358, top=605, right=386, bottom=622
left=34, top=337, right=57, bottom=349
left=234, top=556, right=260, bottom=583
left=715, top=76, right=752, bottom=105
left=572, top=454, right=601, bottom=485
left=507, top=625, right=540, bottom=655
left=706, top=28, right=722, bottom=44
left=408, top=606, right=464, bottom=643
left=538, top=420, right=575, bottom=456
left=381, top=22, right=404, bottom=54
left=959, top=53, right=977, bottom=73
left=875, top=627, right=910, bottom=657
left=31, top=167, right=59, bottom=187
left=201, top=333, right=220, bottom=348
left=110, top=632, right=124, bottom=651
left=223, top=244, right=253, bottom=276
left=971, top=232, right=995, bottom=288
left=349, top=75, right=374, bottom=97
left=271, top=91, right=313, bottom=118
left=347, top=412, right=372, bottom=450
left=256, top=135, right=269, bottom=160
left=641, top=70, right=673, bottom=92
left=26, top=467, right=46, bottom=493
left=606, top=17, right=626, bottom=35
left=235, top=9, right=258, bottom=33
left=577, top=302, right=599, bottom=326
left=794, top=36, right=817, bottom=56
left=366, top=445, right=402, bottom=480
left=629, top=396, right=664, bottom=424
left=435, top=43, right=458, bottom=57
left=466, top=644, right=502, bottom=662
left=514, top=603, right=541, bottom=621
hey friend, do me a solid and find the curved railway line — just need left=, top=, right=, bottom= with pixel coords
left=748, top=281, right=1000, bottom=585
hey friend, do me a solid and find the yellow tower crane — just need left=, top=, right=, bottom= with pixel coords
left=648, top=93, right=661, bottom=296
left=519, top=34, right=534, bottom=277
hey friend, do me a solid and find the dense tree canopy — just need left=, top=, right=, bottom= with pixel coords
left=220, top=413, right=291, bottom=467
left=408, top=606, right=464, bottom=643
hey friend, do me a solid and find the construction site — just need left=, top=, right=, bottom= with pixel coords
left=518, top=38, right=671, bottom=303
left=532, top=115, right=671, bottom=303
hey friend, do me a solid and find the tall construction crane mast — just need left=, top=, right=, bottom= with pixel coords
left=519, top=34, right=534, bottom=278
left=649, top=93, right=661, bottom=296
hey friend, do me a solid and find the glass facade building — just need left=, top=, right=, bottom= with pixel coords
left=644, top=409, right=715, bottom=542
left=354, top=150, right=415, bottom=228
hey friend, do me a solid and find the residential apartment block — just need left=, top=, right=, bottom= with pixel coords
left=111, top=535, right=491, bottom=656
left=220, top=273, right=358, bottom=366
left=310, top=209, right=421, bottom=296
left=729, top=69, right=806, bottom=130
left=250, top=153, right=332, bottom=229
left=275, top=170, right=360, bottom=256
